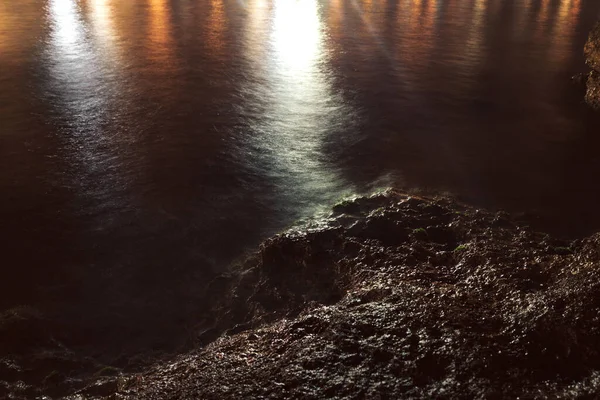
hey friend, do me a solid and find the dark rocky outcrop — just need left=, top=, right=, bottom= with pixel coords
left=64, top=190, right=600, bottom=399
left=585, top=23, right=600, bottom=72
left=584, top=23, right=600, bottom=109
left=585, top=70, right=600, bottom=110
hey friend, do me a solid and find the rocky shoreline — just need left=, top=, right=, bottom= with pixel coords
left=584, top=23, right=600, bottom=109
left=52, top=190, right=600, bottom=399
left=2, top=13, right=600, bottom=400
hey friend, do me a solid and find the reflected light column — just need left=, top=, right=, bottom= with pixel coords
left=206, top=0, right=226, bottom=56
left=147, top=0, right=178, bottom=70
left=240, top=0, right=355, bottom=219
left=272, top=0, right=321, bottom=72
left=46, top=0, right=123, bottom=183
left=551, top=0, right=581, bottom=64
left=88, top=0, right=119, bottom=60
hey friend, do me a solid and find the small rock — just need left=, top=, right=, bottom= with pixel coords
left=571, top=72, right=589, bottom=86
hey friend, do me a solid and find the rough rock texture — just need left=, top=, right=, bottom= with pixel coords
left=585, top=23, right=600, bottom=73
left=68, top=191, right=600, bottom=400
left=584, top=23, right=600, bottom=109
left=585, top=71, right=600, bottom=110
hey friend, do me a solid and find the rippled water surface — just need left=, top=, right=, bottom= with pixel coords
left=1, top=0, right=600, bottom=361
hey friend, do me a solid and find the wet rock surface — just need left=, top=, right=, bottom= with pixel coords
left=584, top=23, right=600, bottom=109
left=585, top=23, right=600, bottom=73
left=67, top=191, right=600, bottom=399
left=586, top=71, right=600, bottom=110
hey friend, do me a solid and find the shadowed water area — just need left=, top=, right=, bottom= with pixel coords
left=1, top=0, right=600, bottom=389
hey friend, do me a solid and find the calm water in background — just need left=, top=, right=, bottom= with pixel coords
left=2, top=0, right=600, bottom=359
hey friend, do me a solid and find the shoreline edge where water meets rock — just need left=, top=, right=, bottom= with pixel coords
left=584, top=22, right=600, bottom=109
left=50, top=189, right=600, bottom=400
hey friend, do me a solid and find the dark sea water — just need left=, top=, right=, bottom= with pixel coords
left=1, top=0, right=600, bottom=372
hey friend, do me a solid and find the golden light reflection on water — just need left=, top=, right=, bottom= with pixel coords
left=0, top=3, right=12, bottom=58
left=147, top=0, right=177, bottom=68
left=328, top=0, right=343, bottom=34
left=552, top=0, right=581, bottom=64
left=396, top=0, right=436, bottom=71
left=463, top=0, right=487, bottom=73
left=361, top=0, right=375, bottom=14
left=536, top=0, right=552, bottom=38
left=387, top=0, right=583, bottom=81
left=19, top=0, right=596, bottom=194
left=88, top=0, right=118, bottom=56
left=206, top=0, right=226, bottom=55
